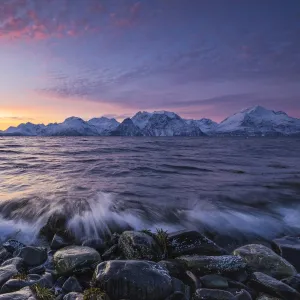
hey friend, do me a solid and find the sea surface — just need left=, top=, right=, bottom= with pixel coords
left=0, top=136, right=300, bottom=245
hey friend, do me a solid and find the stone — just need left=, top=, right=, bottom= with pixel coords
left=193, top=288, right=235, bottom=300
left=62, top=277, right=82, bottom=293
left=282, top=274, right=300, bottom=292
left=0, top=279, right=31, bottom=294
left=183, top=271, right=201, bottom=292
left=2, top=240, right=25, bottom=254
left=39, top=213, right=70, bottom=241
left=63, top=292, right=84, bottom=300
left=176, top=255, right=247, bottom=276
left=118, top=231, right=162, bottom=261
left=16, top=247, right=48, bottom=267
left=28, top=265, right=45, bottom=275
left=82, top=239, right=105, bottom=253
left=171, top=277, right=190, bottom=299
left=37, top=272, right=53, bottom=288
left=158, top=260, right=187, bottom=280
left=227, top=280, right=256, bottom=299
left=256, top=294, right=282, bottom=300
left=272, top=236, right=300, bottom=272
left=0, top=286, right=35, bottom=299
left=54, top=246, right=101, bottom=275
left=50, top=234, right=70, bottom=250
left=165, top=292, right=188, bottom=300
left=168, top=230, right=226, bottom=257
left=200, top=274, right=228, bottom=289
left=94, top=260, right=173, bottom=300
left=249, top=272, right=300, bottom=300
left=0, top=264, right=18, bottom=288
left=1, top=258, right=24, bottom=272
left=234, top=289, right=253, bottom=300
left=0, top=249, right=11, bottom=264
left=101, top=245, right=119, bottom=261
left=233, top=244, right=296, bottom=279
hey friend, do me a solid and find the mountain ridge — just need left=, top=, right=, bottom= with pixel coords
left=1, top=106, right=300, bottom=137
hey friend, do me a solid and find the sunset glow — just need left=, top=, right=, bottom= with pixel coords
left=0, top=0, right=299, bottom=130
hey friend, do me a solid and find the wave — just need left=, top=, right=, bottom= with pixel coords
left=1, top=191, right=300, bottom=246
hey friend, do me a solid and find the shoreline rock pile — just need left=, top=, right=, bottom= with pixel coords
left=1, top=219, right=300, bottom=300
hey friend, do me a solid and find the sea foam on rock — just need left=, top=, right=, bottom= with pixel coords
left=94, top=260, right=173, bottom=300
left=233, top=244, right=297, bottom=279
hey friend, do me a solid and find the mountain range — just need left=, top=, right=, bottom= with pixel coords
left=1, top=106, right=300, bottom=137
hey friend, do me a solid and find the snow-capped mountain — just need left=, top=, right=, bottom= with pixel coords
left=4, top=122, right=46, bottom=136
left=1, top=106, right=300, bottom=137
left=131, top=111, right=153, bottom=129
left=216, top=105, right=300, bottom=136
left=133, top=111, right=205, bottom=136
left=186, top=118, right=217, bottom=135
left=88, top=117, right=119, bottom=135
left=110, top=118, right=143, bottom=136
left=41, top=117, right=98, bottom=136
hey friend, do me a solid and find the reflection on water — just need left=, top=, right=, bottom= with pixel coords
left=0, top=137, right=300, bottom=244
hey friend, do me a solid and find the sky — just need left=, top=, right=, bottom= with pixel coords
left=0, top=0, right=300, bottom=130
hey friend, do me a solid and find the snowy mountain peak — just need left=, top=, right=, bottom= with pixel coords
left=64, top=116, right=86, bottom=123
left=152, top=111, right=179, bottom=119
left=1, top=107, right=299, bottom=137
left=217, top=106, right=300, bottom=136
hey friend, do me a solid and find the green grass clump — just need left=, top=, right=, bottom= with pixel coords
left=155, top=228, right=169, bottom=258
left=83, top=287, right=109, bottom=300
left=31, top=284, right=55, bottom=300
left=140, top=229, right=152, bottom=235
left=12, top=273, right=28, bottom=280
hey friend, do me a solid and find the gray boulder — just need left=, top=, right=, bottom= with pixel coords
left=233, top=244, right=296, bottom=279
left=0, top=286, right=35, bottom=299
left=249, top=272, right=300, bottom=300
left=1, top=258, right=24, bottom=271
left=200, top=274, right=228, bottom=289
left=54, top=246, right=101, bottom=275
left=282, top=274, right=300, bottom=292
left=16, top=247, right=47, bottom=267
left=176, top=255, right=247, bottom=275
left=0, top=249, right=11, bottom=265
left=158, top=260, right=187, bottom=280
left=62, top=277, right=82, bottom=293
left=256, top=294, right=282, bottom=299
left=165, top=292, right=188, bottom=300
left=94, top=260, right=173, bottom=300
left=193, top=288, right=235, bottom=300
left=63, top=292, right=83, bottom=300
left=168, top=230, right=226, bottom=257
left=50, top=234, right=70, bottom=251
left=272, top=236, right=300, bottom=272
left=0, top=264, right=18, bottom=288
left=118, top=231, right=162, bottom=261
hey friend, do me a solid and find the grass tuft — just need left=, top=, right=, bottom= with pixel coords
left=140, top=229, right=152, bottom=235
left=155, top=228, right=169, bottom=258
left=12, top=273, right=28, bottom=280
left=83, top=287, right=108, bottom=300
left=31, top=284, right=55, bottom=300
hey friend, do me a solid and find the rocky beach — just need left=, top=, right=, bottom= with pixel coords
left=1, top=213, right=300, bottom=300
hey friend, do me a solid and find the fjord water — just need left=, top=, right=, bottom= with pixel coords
left=0, top=137, right=300, bottom=245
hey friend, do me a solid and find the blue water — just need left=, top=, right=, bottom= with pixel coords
left=0, top=137, right=300, bottom=244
